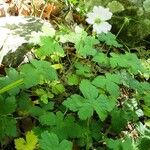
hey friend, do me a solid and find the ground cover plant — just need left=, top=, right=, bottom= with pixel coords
left=0, top=0, right=150, bottom=150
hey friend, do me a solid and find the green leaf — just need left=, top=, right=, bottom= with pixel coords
left=78, top=104, right=93, bottom=120
left=75, top=62, right=93, bottom=77
left=30, top=60, right=58, bottom=81
left=93, top=95, right=116, bottom=121
left=18, top=93, right=32, bottom=112
left=143, top=93, right=150, bottom=106
left=91, top=120, right=103, bottom=141
left=106, top=137, right=135, bottom=150
left=143, top=0, right=150, bottom=12
left=79, top=79, right=99, bottom=99
left=141, top=58, right=150, bottom=80
left=92, top=52, right=109, bottom=65
left=51, top=112, right=83, bottom=140
left=42, top=101, right=54, bottom=111
left=63, top=80, right=116, bottom=121
left=39, top=112, right=56, bottom=126
left=35, top=89, right=54, bottom=104
left=36, top=36, right=64, bottom=58
left=39, top=131, right=72, bottom=150
left=0, top=116, right=17, bottom=140
left=110, top=53, right=144, bottom=74
left=121, top=137, right=135, bottom=150
left=60, top=27, right=98, bottom=57
left=107, top=1, right=124, bottom=13
left=0, top=68, right=22, bottom=95
left=20, top=60, right=58, bottom=88
left=29, top=106, right=45, bottom=117
left=138, top=136, right=150, bottom=150
left=19, top=64, right=40, bottom=88
left=0, top=95, right=16, bottom=115
left=59, top=26, right=87, bottom=44
left=0, top=79, right=23, bottom=95
left=67, top=74, right=79, bottom=85
left=40, top=94, right=49, bottom=104
left=15, top=131, right=38, bottom=150
left=145, top=120, right=150, bottom=127
left=111, top=108, right=128, bottom=133
left=75, top=36, right=98, bottom=57
left=63, top=94, right=85, bottom=112
left=63, top=94, right=93, bottom=120
left=92, top=73, right=121, bottom=97
left=106, top=138, right=121, bottom=150
left=98, top=32, right=122, bottom=47
left=92, top=76, right=106, bottom=89
left=52, top=83, right=65, bottom=95
left=143, top=105, right=150, bottom=117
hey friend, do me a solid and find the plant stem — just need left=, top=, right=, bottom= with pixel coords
left=86, top=118, right=91, bottom=150
left=0, top=79, right=24, bottom=94
left=116, top=17, right=129, bottom=37
left=31, top=0, right=36, bottom=16
left=86, top=25, right=92, bottom=32
left=107, top=17, right=129, bottom=54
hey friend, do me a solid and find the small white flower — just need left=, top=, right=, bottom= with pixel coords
left=86, top=6, right=113, bottom=34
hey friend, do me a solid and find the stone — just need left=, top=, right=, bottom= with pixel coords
left=0, top=16, right=55, bottom=67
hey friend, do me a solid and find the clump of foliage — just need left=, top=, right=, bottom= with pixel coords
left=67, top=0, right=150, bottom=48
left=0, top=1, right=150, bottom=150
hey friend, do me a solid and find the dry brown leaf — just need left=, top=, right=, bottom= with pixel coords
left=41, top=3, right=58, bottom=19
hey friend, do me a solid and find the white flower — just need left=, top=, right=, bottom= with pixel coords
left=86, top=6, right=113, bottom=34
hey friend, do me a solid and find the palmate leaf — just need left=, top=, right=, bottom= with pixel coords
left=15, top=131, right=38, bottom=150
left=63, top=80, right=116, bottom=121
left=51, top=83, right=65, bottom=95
left=0, top=95, right=16, bottom=115
left=92, top=73, right=121, bottom=98
left=19, top=64, right=40, bottom=88
left=36, top=36, right=65, bottom=58
left=93, top=95, right=116, bottom=121
left=110, top=53, right=144, bottom=74
left=92, top=52, right=109, bottom=65
left=75, top=62, right=93, bottom=77
left=19, top=59, right=58, bottom=88
left=35, top=88, right=54, bottom=104
left=106, top=137, right=135, bottom=150
left=79, top=80, right=99, bottom=99
left=59, top=26, right=87, bottom=44
left=63, top=94, right=85, bottom=112
left=29, top=106, right=45, bottom=117
left=51, top=112, right=83, bottom=140
left=42, top=101, right=54, bottom=111
left=30, top=59, right=58, bottom=81
left=17, top=93, right=32, bottom=112
left=39, top=131, right=72, bottom=150
left=144, top=93, right=150, bottom=106
left=0, top=68, right=22, bottom=95
left=110, top=108, right=128, bottom=133
left=60, top=26, right=98, bottom=58
left=63, top=94, right=94, bottom=120
left=0, top=116, right=17, bottom=141
left=63, top=80, right=96, bottom=120
left=37, top=110, right=82, bottom=140
left=143, top=0, right=150, bottom=12
left=75, top=36, right=99, bottom=58
left=67, top=74, right=79, bottom=85
left=107, top=1, right=124, bottom=13
left=78, top=104, right=94, bottom=120
left=138, top=136, right=150, bottom=150
left=98, top=32, right=122, bottom=47
left=39, top=112, right=56, bottom=126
